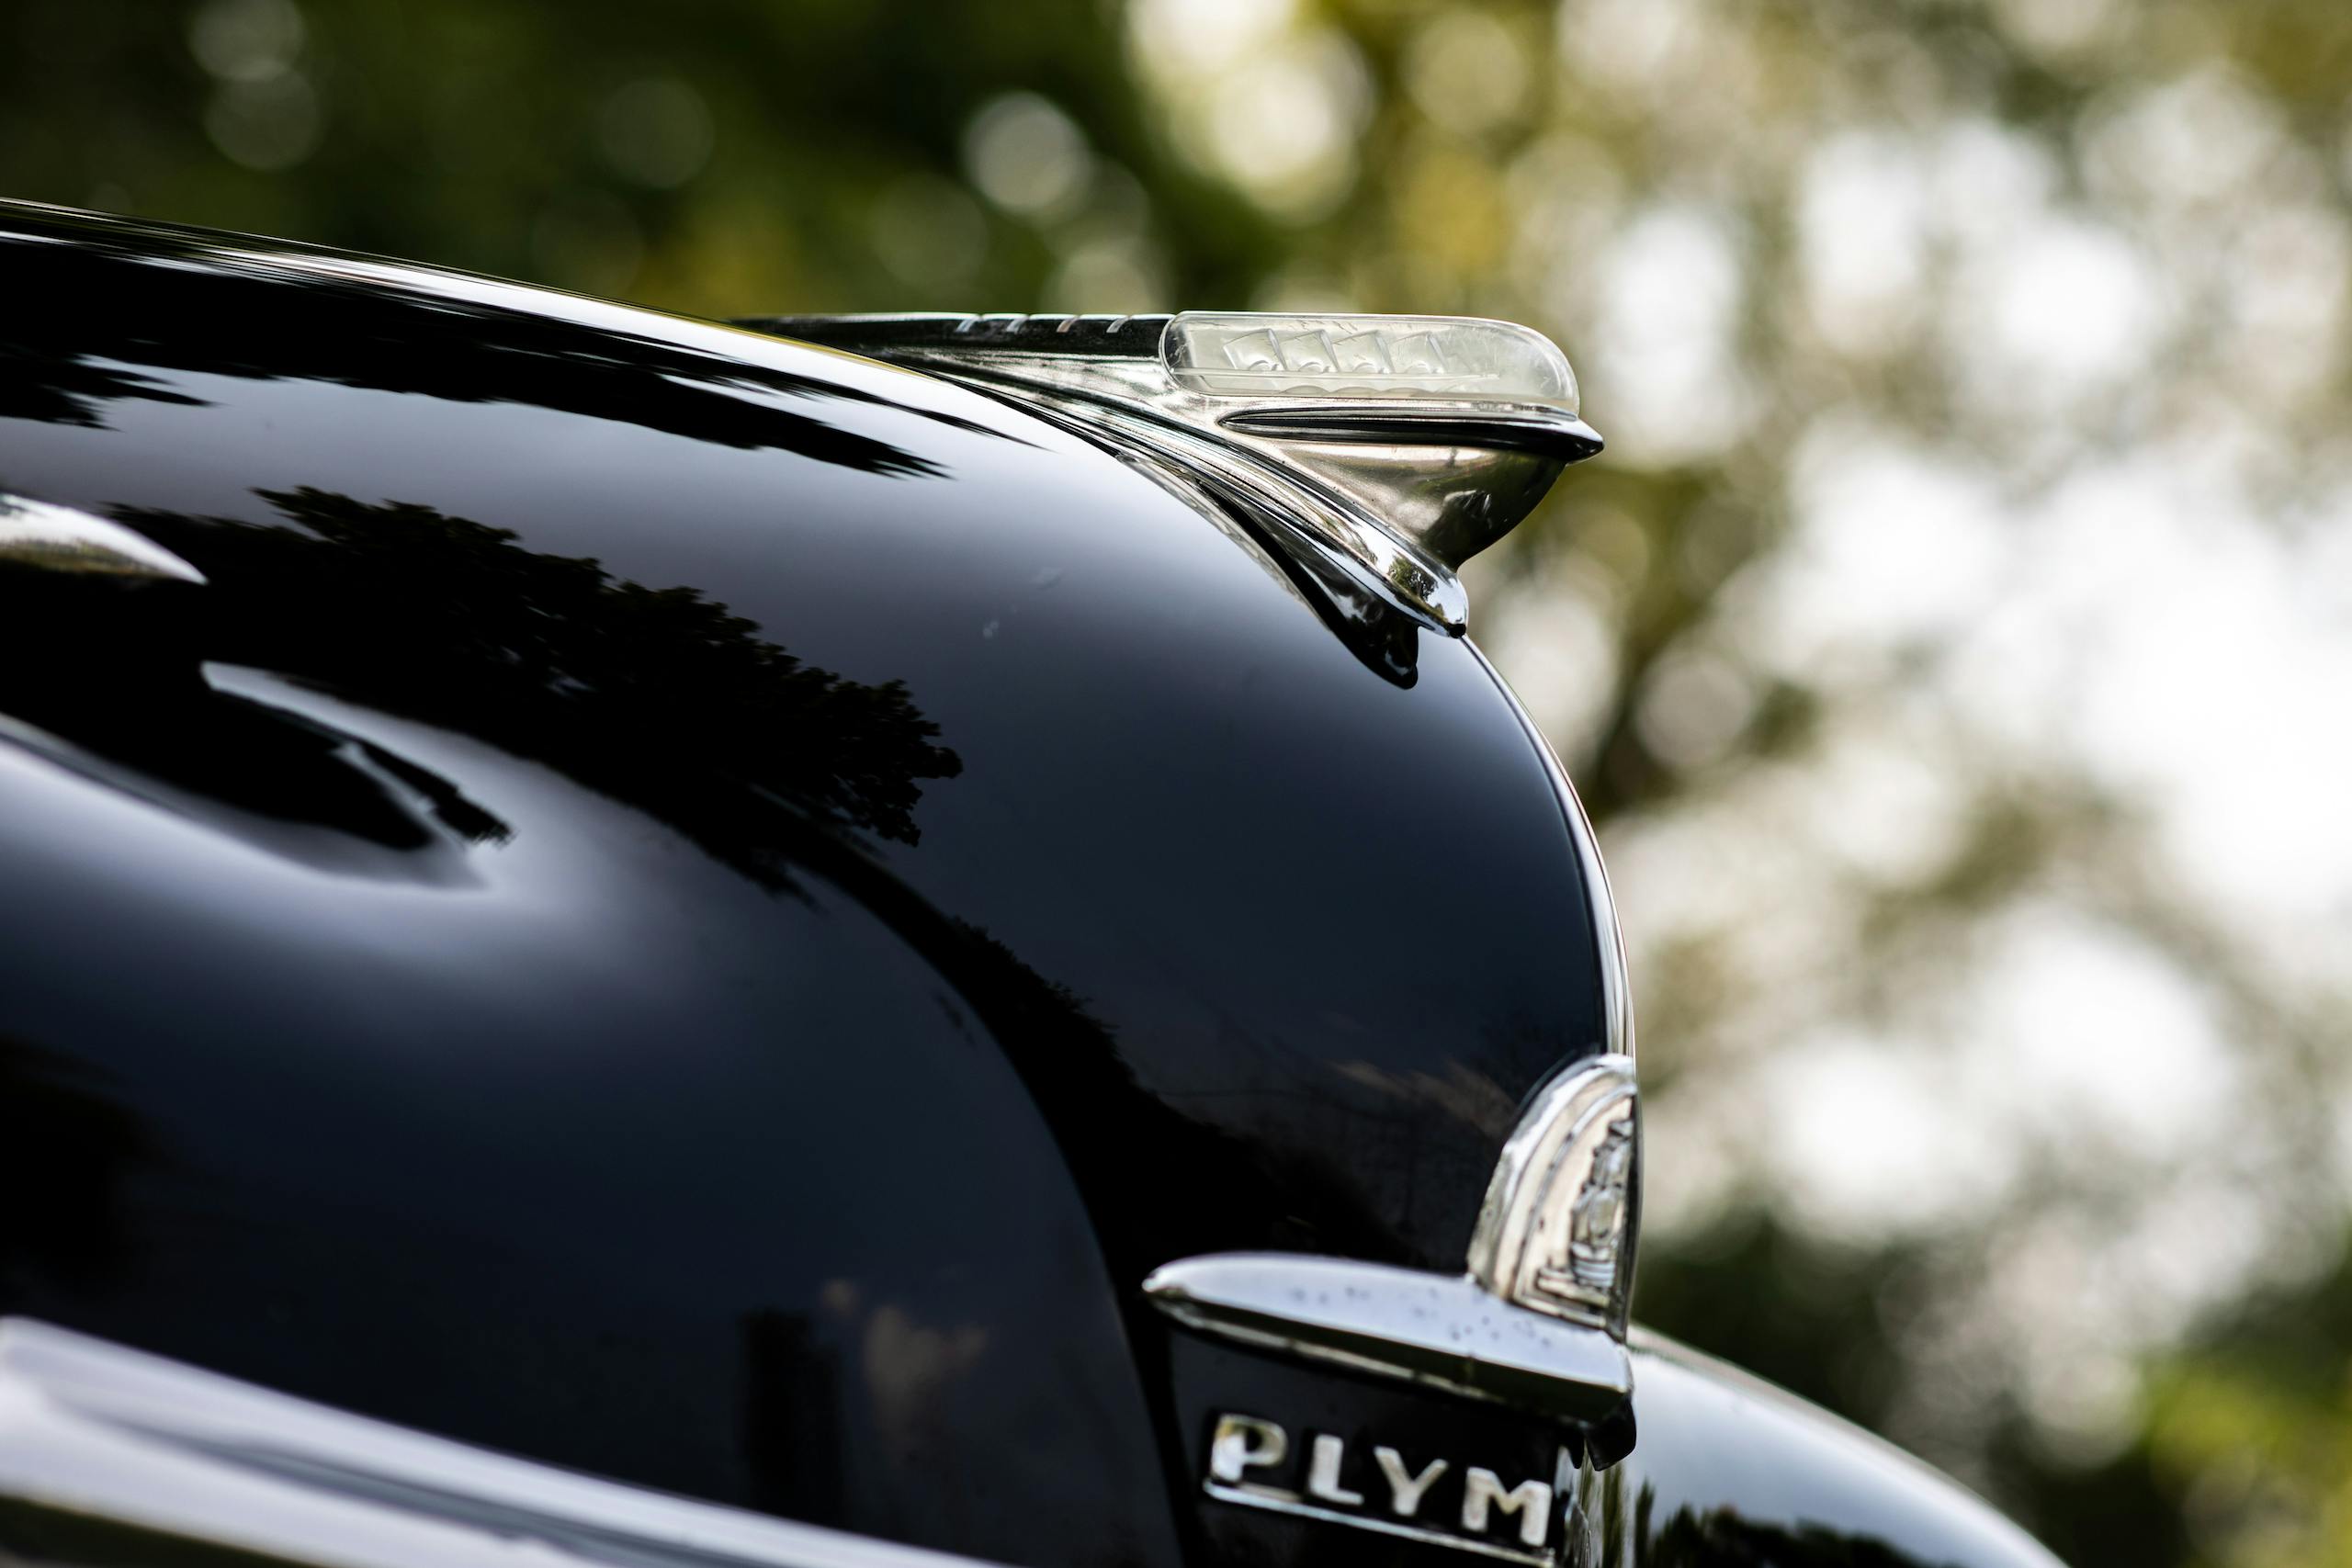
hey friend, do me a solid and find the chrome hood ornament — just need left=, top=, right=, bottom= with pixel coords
left=1141, top=1052, right=1640, bottom=1421
left=737, top=312, right=1601, bottom=634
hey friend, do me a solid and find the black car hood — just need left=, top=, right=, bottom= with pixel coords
left=0, top=202, right=1611, bottom=1564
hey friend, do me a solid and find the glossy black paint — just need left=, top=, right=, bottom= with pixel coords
left=0, top=203, right=1602, bottom=1564
left=1600, top=1338, right=2061, bottom=1568
left=1150, top=1325, right=2059, bottom=1568
left=0, top=203, right=2057, bottom=1568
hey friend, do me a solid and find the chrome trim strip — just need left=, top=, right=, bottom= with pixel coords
left=1142, top=1255, right=1631, bottom=1419
left=1464, top=640, right=1634, bottom=1065
left=1215, top=406, right=1603, bottom=462
left=0, top=493, right=207, bottom=585
left=0, top=1318, right=1012, bottom=1568
left=1203, top=1483, right=1555, bottom=1567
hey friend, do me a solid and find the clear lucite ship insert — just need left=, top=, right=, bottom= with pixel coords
left=1164, top=313, right=1579, bottom=411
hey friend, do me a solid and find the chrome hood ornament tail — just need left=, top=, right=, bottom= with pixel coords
left=737, top=311, right=1600, bottom=634
left=1141, top=1052, right=1640, bottom=1422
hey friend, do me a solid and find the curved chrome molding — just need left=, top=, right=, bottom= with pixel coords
left=0, top=1317, right=1011, bottom=1568
left=735, top=313, right=1604, bottom=635
left=1215, top=404, right=1601, bottom=461
left=1143, top=1255, right=1630, bottom=1419
left=1464, top=641, right=1634, bottom=1067
left=0, top=494, right=207, bottom=585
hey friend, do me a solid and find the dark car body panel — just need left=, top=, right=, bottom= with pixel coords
left=0, top=202, right=2056, bottom=1568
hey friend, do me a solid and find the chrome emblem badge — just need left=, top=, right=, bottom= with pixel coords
left=1203, top=1414, right=1577, bottom=1564
left=1148, top=1054, right=1638, bottom=1564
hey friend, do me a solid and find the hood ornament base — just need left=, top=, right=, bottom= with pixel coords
left=736, top=312, right=1601, bottom=635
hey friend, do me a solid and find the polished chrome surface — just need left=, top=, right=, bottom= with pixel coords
left=1142, top=1254, right=1631, bottom=1416
left=1465, top=1055, right=1638, bottom=1336
left=0, top=1317, right=1013, bottom=1568
left=736, top=312, right=1602, bottom=634
left=0, top=493, right=207, bottom=583
left=1198, top=1413, right=1569, bottom=1566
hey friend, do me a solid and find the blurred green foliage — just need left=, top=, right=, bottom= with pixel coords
left=3, top=0, right=1271, bottom=310
left=9, top=2, right=2352, bottom=1565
